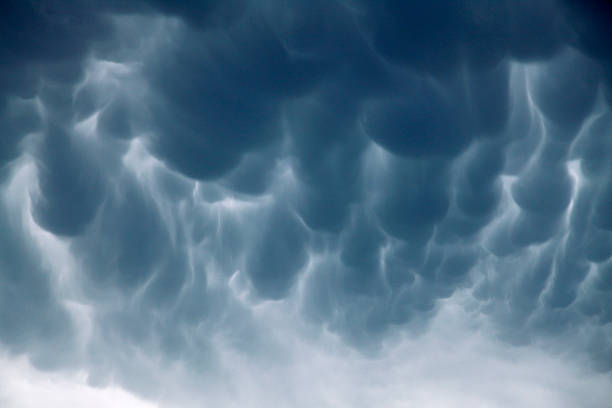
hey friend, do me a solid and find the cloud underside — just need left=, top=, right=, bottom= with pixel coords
left=1, top=0, right=612, bottom=406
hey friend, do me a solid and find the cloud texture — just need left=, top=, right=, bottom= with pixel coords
left=1, top=0, right=612, bottom=406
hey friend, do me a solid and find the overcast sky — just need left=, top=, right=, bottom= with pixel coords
left=1, top=1, right=612, bottom=407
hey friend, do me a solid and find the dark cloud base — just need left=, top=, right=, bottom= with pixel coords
left=1, top=0, right=612, bottom=397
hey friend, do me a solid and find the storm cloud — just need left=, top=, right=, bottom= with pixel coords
left=1, top=0, right=612, bottom=406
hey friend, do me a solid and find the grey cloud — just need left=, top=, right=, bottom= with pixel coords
left=530, top=49, right=602, bottom=128
left=0, top=198, right=75, bottom=370
left=0, top=98, right=40, bottom=175
left=245, top=203, right=309, bottom=299
left=32, top=124, right=104, bottom=236
left=3, top=0, right=612, bottom=401
left=363, top=83, right=471, bottom=158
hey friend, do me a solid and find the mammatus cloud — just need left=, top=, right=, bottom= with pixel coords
left=1, top=0, right=612, bottom=406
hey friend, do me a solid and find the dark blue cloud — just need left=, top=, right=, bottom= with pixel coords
left=246, top=203, right=309, bottom=299
left=363, top=82, right=471, bottom=158
left=32, top=124, right=104, bottom=236
left=2, top=0, right=612, bottom=399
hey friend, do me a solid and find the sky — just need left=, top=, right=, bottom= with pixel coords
left=1, top=0, right=612, bottom=407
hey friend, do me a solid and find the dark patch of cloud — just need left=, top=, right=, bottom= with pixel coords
left=365, top=0, right=566, bottom=72
left=32, top=124, right=104, bottom=236
left=245, top=204, right=309, bottom=299
left=363, top=82, right=471, bottom=158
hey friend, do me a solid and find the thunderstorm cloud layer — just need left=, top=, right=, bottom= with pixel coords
left=1, top=1, right=612, bottom=406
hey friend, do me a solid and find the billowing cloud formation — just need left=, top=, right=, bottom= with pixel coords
left=1, top=0, right=612, bottom=405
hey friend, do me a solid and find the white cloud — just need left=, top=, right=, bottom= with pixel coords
left=7, top=291, right=602, bottom=408
left=202, top=293, right=612, bottom=408
left=0, top=355, right=156, bottom=408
